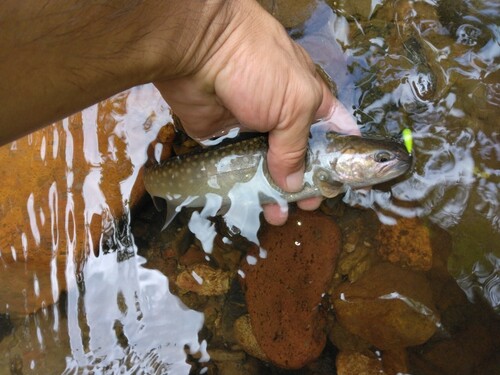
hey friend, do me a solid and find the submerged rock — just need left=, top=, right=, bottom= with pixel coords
left=175, top=264, right=233, bottom=296
left=382, top=348, right=410, bottom=375
left=333, top=263, right=439, bottom=350
left=376, top=217, right=433, bottom=271
left=241, top=208, right=341, bottom=369
left=336, top=348, right=409, bottom=375
left=328, top=319, right=372, bottom=354
left=410, top=321, right=499, bottom=375
left=409, top=263, right=500, bottom=375
left=336, top=351, right=385, bottom=375
left=233, top=315, right=268, bottom=362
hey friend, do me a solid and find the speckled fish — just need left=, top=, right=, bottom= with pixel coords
left=144, top=130, right=412, bottom=227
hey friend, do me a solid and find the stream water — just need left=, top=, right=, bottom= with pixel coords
left=0, top=0, right=498, bottom=374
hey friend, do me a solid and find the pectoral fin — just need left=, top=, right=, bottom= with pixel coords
left=313, top=167, right=344, bottom=198
left=162, top=201, right=179, bottom=231
left=318, top=180, right=343, bottom=198
left=161, top=195, right=201, bottom=231
left=151, top=196, right=166, bottom=212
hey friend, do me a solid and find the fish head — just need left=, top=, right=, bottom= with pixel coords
left=318, top=134, right=412, bottom=189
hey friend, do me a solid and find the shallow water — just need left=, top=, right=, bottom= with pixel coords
left=0, top=0, right=499, bottom=374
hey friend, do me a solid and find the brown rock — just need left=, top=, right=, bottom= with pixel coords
left=336, top=351, right=385, bottom=375
left=233, top=315, right=268, bottom=362
left=176, top=264, right=233, bottom=296
left=212, top=355, right=262, bottom=375
left=382, top=348, right=409, bottom=375
left=410, top=321, right=500, bottom=375
left=328, top=319, right=372, bottom=353
left=333, top=263, right=439, bottom=350
left=474, top=352, right=500, bottom=375
left=179, top=245, right=208, bottom=267
left=376, top=217, right=433, bottom=271
left=146, top=123, right=175, bottom=165
left=334, top=210, right=380, bottom=284
left=241, top=209, right=342, bottom=369
left=329, top=0, right=376, bottom=20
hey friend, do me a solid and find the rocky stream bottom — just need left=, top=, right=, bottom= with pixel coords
left=132, top=194, right=500, bottom=375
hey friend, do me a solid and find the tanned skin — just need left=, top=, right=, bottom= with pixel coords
left=0, top=0, right=359, bottom=225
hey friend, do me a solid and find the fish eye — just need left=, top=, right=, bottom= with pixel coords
left=374, top=151, right=394, bottom=163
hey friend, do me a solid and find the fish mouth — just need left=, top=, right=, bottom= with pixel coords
left=378, top=157, right=412, bottom=181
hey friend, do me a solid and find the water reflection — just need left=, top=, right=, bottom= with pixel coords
left=297, top=0, right=499, bottom=309
left=66, top=246, right=204, bottom=373
left=0, top=85, right=207, bottom=373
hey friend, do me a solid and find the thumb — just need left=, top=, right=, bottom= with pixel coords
left=266, top=80, right=335, bottom=192
left=267, top=119, right=311, bottom=192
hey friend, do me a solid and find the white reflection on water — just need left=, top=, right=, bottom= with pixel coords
left=187, top=157, right=288, bottom=254
left=0, top=85, right=206, bottom=373
left=64, top=243, right=204, bottom=374
left=60, top=85, right=205, bottom=373
left=458, top=252, right=500, bottom=314
left=82, top=105, right=102, bottom=166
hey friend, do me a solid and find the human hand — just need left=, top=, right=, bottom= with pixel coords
left=153, top=0, right=360, bottom=225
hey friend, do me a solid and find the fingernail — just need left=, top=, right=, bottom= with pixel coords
left=285, top=170, right=304, bottom=192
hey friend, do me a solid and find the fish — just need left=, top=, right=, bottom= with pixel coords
left=144, top=129, right=412, bottom=227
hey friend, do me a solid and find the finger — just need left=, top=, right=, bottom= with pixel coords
left=316, top=79, right=360, bottom=136
left=266, top=79, right=322, bottom=192
left=267, top=118, right=311, bottom=193
left=263, top=203, right=289, bottom=226
left=297, top=196, right=323, bottom=211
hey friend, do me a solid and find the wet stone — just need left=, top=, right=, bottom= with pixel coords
left=333, top=211, right=380, bottom=284
left=336, top=351, right=385, bottom=375
left=410, top=321, right=498, bottom=375
left=233, top=315, right=268, bottom=362
left=146, top=122, right=175, bottom=165
left=376, top=217, right=433, bottom=271
left=333, top=263, right=439, bottom=350
left=329, top=0, right=375, bottom=20
left=382, top=348, right=410, bottom=375
left=175, top=264, right=233, bottom=296
left=179, top=244, right=208, bottom=267
left=211, top=356, right=262, bottom=375
left=328, top=318, right=372, bottom=354
left=408, top=270, right=500, bottom=375
left=241, top=208, right=342, bottom=369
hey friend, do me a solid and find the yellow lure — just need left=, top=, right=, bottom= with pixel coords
left=402, top=128, right=413, bottom=154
